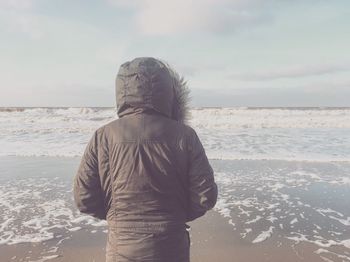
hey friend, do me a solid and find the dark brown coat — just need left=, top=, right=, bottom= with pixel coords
left=74, top=57, right=218, bottom=261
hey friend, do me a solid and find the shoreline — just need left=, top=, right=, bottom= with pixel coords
left=0, top=157, right=349, bottom=262
left=0, top=210, right=329, bottom=262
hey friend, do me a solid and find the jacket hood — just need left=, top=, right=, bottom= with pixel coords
left=115, top=57, right=190, bottom=123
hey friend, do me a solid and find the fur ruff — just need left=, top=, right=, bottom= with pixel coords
left=162, top=62, right=191, bottom=124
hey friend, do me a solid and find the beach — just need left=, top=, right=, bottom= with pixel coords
left=1, top=107, right=350, bottom=261
left=0, top=156, right=349, bottom=262
left=1, top=0, right=350, bottom=258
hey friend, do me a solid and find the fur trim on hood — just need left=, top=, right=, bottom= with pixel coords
left=165, top=62, right=191, bottom=124
left=115, top=57, right=191, bottom=124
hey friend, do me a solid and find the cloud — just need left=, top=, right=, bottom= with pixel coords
left=0, top=0, right=34, bottom=10
left=230, top=63, right=350, bottom=81
left=166, top=60, right=228, bottom=77
left=108, top=0, right=271, bottom=35
left=302, top=79, right=350, bottom=93
left=0, top=0, right=44, bottom=38
left=191, top=81, right=350, bottom=107
left=0, top=12, right=43, bottom=38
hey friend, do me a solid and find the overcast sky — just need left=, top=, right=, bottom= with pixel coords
left=0, top=0, right=349, bottom=107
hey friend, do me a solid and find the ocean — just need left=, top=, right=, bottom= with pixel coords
left=0, top=107, right=349, bottom=261
left=1, top=107, right=350, bottom=161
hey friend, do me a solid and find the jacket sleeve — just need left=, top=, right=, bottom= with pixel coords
left=73, top=131, right=106, bottom=220
left=186, top=129, right=218, bottom=222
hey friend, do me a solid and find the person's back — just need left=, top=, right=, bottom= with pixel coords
left=74, top=57, right=218, bottom=261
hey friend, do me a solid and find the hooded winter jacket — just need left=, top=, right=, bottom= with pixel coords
left=73, top=57, right=218, bottom=262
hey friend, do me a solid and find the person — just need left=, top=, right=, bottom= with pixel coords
left=73, top=57, right=218, bottom=262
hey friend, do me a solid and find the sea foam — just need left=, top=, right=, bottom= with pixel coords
left=1, top=107, right=350, bottom=162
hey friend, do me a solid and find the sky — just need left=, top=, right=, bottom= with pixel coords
left=0, top=0, right=349, bottom=107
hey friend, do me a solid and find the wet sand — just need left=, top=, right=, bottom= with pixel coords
left=0, top=157, right=349, bottom=261
left=189, top=211, right=324, bottom=262
left=0, top=210, right=326, bottom=262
